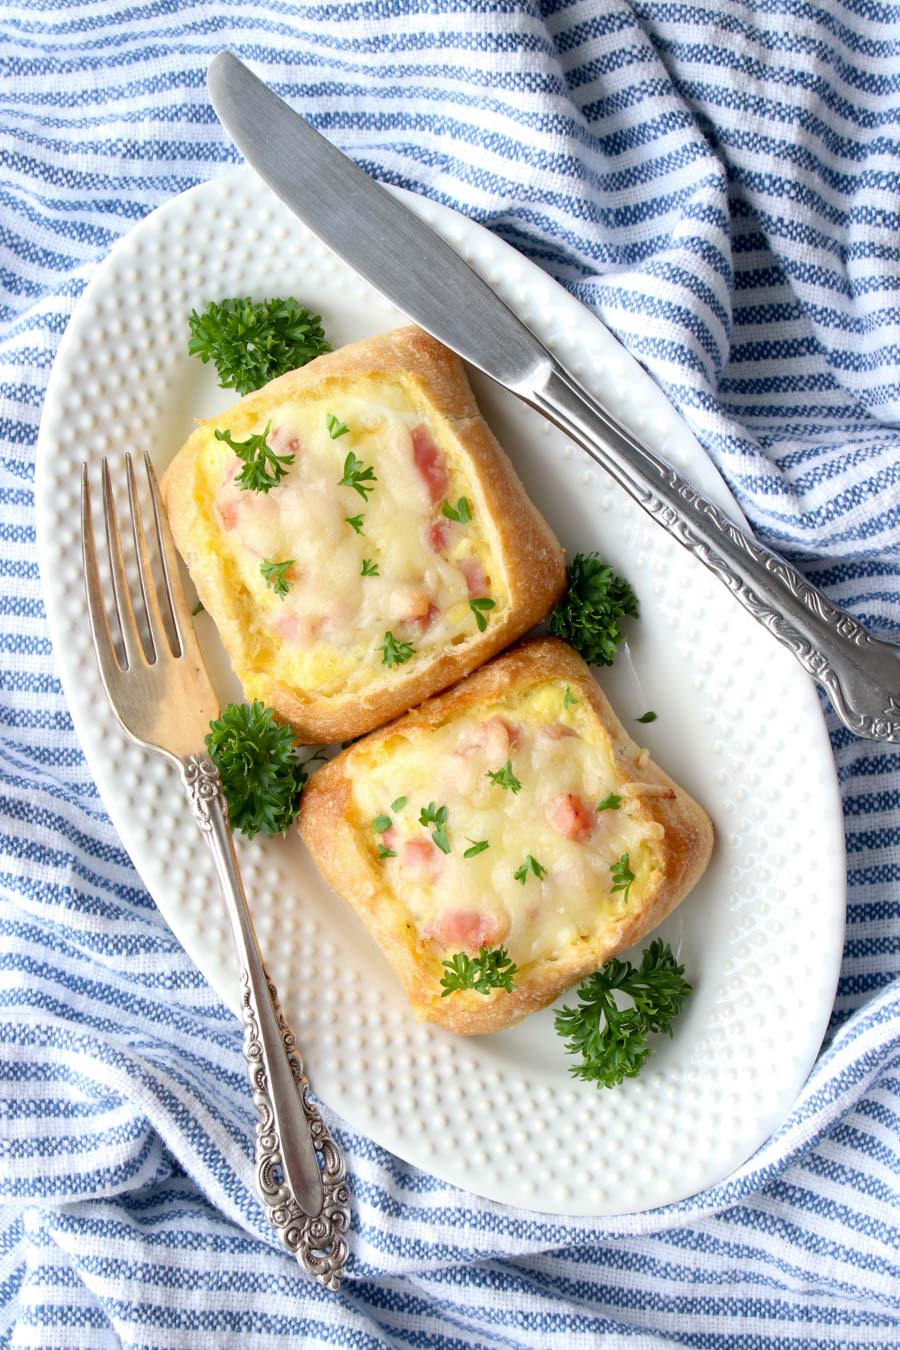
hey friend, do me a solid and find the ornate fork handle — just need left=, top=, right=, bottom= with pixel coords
left=179, top=753, right=350, bottom=1289
left=535, top=366, right=900, bottom=741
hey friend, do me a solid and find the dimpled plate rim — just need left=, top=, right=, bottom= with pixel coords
left=35, top=165, right=845, bottom=1218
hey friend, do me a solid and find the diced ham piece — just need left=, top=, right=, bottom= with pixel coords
left=430, top=908, right=504, bottom=952
left=548, top=792, right=595, bottom=843
left=271, top=614, right=320, bottom=644
left=538, top=723, right=580, bottom=744
left=463, top=715, right=520, bottom=761
left=411, top=424, right=450, bottom=505
left=272, top=614, right=298, bottom=642
left=459, top=556, right=488, bottom=598
left=268, top=426, right=301, bottom=456
left=214, top=460, right=242, bottom=530
left=409, top=601, right=440, bottom=634
left=424, top=517, right=454, bottom=554
left=215, top=497, right=240, bottom=531
left=388, top=584, right=433, bottom=624
left=381, top=826, right=399, bottom=853
left=444, top=754, right=480, bottom=796
left=401, top=839, right=444, bottom=884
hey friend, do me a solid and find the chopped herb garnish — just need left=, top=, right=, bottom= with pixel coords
left=361, top=558, right=380, bottom=577
left=418, top=802, right=442, bottom=829
left=610, top=852, right=636, bottom=905
left=215, top=421, right=294, bottom=493
left=469, top=597, right=496, bottom=632
left=419, top=801, right=450, bottom=854
left=345, top=514, right=365, bottom=534
left=379, top=630, right=415, bottom=667
left=486, top=758, right=522, bottom=794
left=391, top=796, right=408, bottom=812
left=372, top=815, right=392, bottom=834
left=191, top=600, right=205, bottom=617
left=441, top=496, right=472, bottom=523
left=187, top=297, right=330, bottom=396
left=440, top=945, right=518, bottom=997
left=260, top=559, right=294, bottom=598
left=636, top=711, right=657, bottom=723
left=596, top=792, right=621, bottom=812
left=326, top=412, right=349, bottom=439
left=377, top=843, right=396, bottom=860
left=432, top=825, right=451, bottom=855
left=514, top=854, right=547, bottom=884
left=563, top=685, right=579, bottom=709
left=549, top=552, right=638, bottom=666
left=463, top=839, right=490, bottom=859
left=338, top=450, right=377, bottom=500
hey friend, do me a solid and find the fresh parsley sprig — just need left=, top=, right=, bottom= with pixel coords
left=326, top=412, right=349, bottom=439
left=188, top=297, right=330, bottom=395
left=514, top=854, right=547, bottom=884
left=361, top=558, right=380, bottom=577
left=596, top=792, right=621, bottom=812
left=563, top=685, right=579, bottom=709
left=372, top=814, right=395, bottom=859
left=442, top=497, right=471, bottom=523
left=463, top=838, right=489, bottom=859
left=554, top=940, right=692, bottom=1088
left=345, top=514, right=365, bottom=534
left=260, top=559, right=294, bottom=598
left=440, top=945, right=518, bottom=997
left=338, top=451, right=377, bottom=500
left=469, top=597, right=495, bottom=632
left=486, top=758, right=522, bottom=793
left=549, top=553, right=638, bottom=667
left=215, top=422, right=294, bottom=493
left=419, top=801, right=450, bottom=854
left=205, top=701, right=310, bottom=839
left=379, top=630, right=415, bottom=667
left=610, top=852, right=636, bottom=904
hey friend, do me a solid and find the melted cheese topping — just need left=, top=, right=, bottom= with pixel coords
left=190, top=375, right=507, bottom=698
left=349, top=681, right=663, bottom=967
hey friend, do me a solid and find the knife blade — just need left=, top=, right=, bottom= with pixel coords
left=205, top=51, right=900, bottom=741
left=207, top=51, right=549, bottom=398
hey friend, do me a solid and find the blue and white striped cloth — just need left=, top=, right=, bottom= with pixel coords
left=2, top=2, right=899, bottom=1345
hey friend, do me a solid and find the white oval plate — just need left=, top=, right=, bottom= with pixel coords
left=36, top=166, right=844, bottom=1216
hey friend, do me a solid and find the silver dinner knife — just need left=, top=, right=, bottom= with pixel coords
left=207, top=51, right=900, bottom=742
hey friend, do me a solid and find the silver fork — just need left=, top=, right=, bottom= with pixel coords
left=81, top=452, right=350, bottom=1290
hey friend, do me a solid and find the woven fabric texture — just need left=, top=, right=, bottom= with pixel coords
left=1, top=2, right=899, bottom=1346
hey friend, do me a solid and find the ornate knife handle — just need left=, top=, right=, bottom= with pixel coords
left=178, top=754, right=350, bottom=1289
left=534, top=365, right=900, bottom=742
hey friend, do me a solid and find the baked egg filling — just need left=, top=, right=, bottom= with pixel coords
left=349, top=680, right=664, bottom=967
left=190, top=373, right=507, bottom=698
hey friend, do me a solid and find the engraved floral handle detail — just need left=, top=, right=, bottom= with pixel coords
left=240, top=964, right=350, bottom=1288
left=179, top=753, right=350, bottom=1289
left=536, top=367, right=900, bottom=741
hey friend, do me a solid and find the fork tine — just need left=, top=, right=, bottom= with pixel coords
left=125, top=452, right=170, bottom=662
left=81, top=464, right=125, bottom=689
left=101, top=458, right=147, bottom=671
left=143, top=453, right=198, bottom=659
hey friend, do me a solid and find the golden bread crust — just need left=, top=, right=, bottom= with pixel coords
left=162, top=326, right=566, bottom=742
left=297, top=637, right=714, bottom=1035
